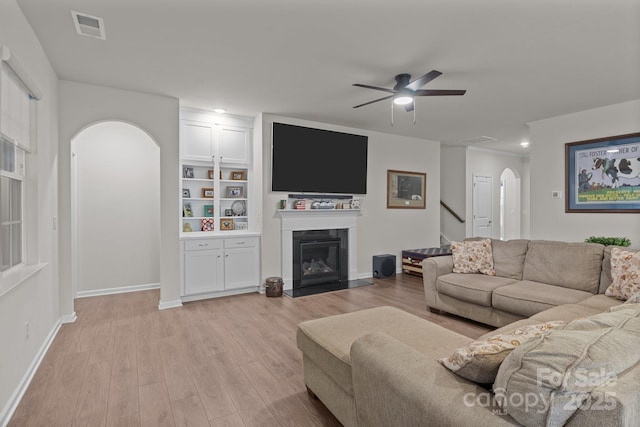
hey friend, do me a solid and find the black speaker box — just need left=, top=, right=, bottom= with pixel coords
left=373, top=254, right=396, bottom=278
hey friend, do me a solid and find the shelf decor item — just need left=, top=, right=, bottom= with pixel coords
left=226, top=186, right=243, bottom=198
left=202, top=188, right=214, bottom=198
left=387, top=169, right=426, bottom=209
left=183, top=203, right=193, bottom=217
left=208, top=169, right=214, bottom=179
left=183, top=167, right=194, bottom=178
left=183, top=223, right=192, bottom=232
left=230, top=170, right=246, bottom=180
left=182, top=188, right=190, bottom=198
left=220, top=218, right=234, bottom=230
left=204, top=205, right=214, bottom=217
left=231, top=200, right=246, bottom=216
left=201, top=218, right=214, bottom=231
left=234, top=222, right=248, bottom=230
left=565, top=132, right=640, bottom=213
left=224, top=209, right=233, bottom=217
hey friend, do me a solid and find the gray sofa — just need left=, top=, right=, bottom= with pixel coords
left=296, top=240, right=639, bottom=426
left=422, top=239, right=615, bottom=327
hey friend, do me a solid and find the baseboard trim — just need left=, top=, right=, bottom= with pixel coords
left=76, top=282, right=160, bottom=299
left=0, top=316, right=64, bottom=426
left=158, top=299, right=183, bottom=310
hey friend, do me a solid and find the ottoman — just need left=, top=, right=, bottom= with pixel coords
left=296, top=306, right=472, bottom=426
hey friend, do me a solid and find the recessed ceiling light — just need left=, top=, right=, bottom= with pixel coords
left=520, top=141, right=530, bottom=148
left=213, top=108, right=226, bottom=114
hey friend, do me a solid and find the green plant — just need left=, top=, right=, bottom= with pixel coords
left=584, top=236, right=631, bottom=247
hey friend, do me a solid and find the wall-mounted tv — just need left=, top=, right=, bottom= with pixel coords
left=271, top=122, right=368, bottom=194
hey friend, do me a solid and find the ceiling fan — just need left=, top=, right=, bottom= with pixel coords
left=352, top=70, right=466, bottom=112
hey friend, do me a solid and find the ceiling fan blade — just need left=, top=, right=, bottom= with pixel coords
left=404, top=102, right=415, bottom=112
left=352, top=83, right=396, bottom=94
left=414, top=89, right=467, bottom=96
left=353, top=95, right=394, bottom=108
left=405, top=70, right=442, bottom=90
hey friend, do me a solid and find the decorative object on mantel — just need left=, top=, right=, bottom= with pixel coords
left=295, top=200, right=306, bottom=210
left=565, top=132, right=640, bottom=213
left=387, top=170, right=426, bottom=209
left=350, top=198, right=361, bottom=209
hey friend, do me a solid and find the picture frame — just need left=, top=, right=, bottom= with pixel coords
left=208, top=169, right=215, bottom=179
left=183, top=202, right=193, bottom=217
left=226, top=186, right=243, bottom=198
left=202, top=187, right=214, bottom=198
left=201, top=218, right=214, bottom=232
left=204, top=205, right=214, bottom=217
left=565, top=132, right=640, bottom=213
left=224, top=209, right=233, bottom=217
left=183, top=167, right=194, bottom=179
left=182, top=188, right=190, bottom=198
left=387, top=170, right=427, bottom=209
left=230, top=170, right=246, bottom=180
left=220, top=218, right=234, bottom=231
left=234, top=222, right=248, bottom=230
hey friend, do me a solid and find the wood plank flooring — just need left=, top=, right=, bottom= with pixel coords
left=9, top=274, right=492, bottom=427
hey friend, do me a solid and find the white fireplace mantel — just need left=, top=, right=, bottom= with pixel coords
left=278, top=209, right=361, bottom=290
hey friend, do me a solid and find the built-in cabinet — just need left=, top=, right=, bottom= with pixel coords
left=180, top=108, right=260, bottom=301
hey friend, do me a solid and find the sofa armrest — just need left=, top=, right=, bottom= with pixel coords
left=350, top=332, right=518, bottom=427
left=422, top=255, right=453, bottom=308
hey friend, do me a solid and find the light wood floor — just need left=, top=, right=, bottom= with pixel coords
left=9, top=274, right=492, bottom=427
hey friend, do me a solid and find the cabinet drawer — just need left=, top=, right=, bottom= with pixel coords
left=224, top=237, right=258, bottom=249
left=184, top=239, right=223, bottom=251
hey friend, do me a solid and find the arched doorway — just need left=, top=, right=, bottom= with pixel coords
left=499, top=168, right=521, bottom=240
left=71, top=121, right=161, bottom=297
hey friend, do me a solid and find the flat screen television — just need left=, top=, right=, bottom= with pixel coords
left=271, top=122, right=368, bottom=194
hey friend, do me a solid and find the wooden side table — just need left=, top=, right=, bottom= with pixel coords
left=401, top=247, right=452, bottom=277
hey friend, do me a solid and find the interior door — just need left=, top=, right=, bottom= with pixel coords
left=472, top=175, right=493, bottom=237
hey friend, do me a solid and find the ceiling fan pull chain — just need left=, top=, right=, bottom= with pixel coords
left=391, top=101, right=394, bottom=126
left=413, top=103, right=416, bottom=125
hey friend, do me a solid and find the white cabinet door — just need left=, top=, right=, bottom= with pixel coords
left=224, top=246, right=258, bottom=290
left=218, top=125, right=250, bottom=164
left=184, top=248, right=224, bottom=294
left=182, top=120, right=214, bottom=161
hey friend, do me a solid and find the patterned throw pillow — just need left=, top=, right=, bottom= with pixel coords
left=450, top=239, right=496, bottom=275
left=605, top=248, right=640, bottom=300
left=437, top=321, right=565, bottom=384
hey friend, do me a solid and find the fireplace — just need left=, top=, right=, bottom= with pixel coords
left=293, top=229, right=348, bottom=295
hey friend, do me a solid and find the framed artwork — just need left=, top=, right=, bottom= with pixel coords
left=201, top=218, right=214, bottom=232
left=387, top=170, right=426, bottom=209
left=565, top=132, right=640, bottom=213
left=234, top=222, right=248, bottom=230
left=202, top=187, right=214, bottom=198
left=220, top=218, right=234, bottom=230
left=183, top=167, right=194, bottom=179
left=224, top=209, right=233, bottom=217
left=226, top=186, right=243, bottom=198
left=230, top=170, right=246, bottom=180
left=204, top=205, right=214, bottom=217
left=208, top=169, right=214, bottom=179
left=183, top=203, right=193, bottom=217
left=182, top=188, right=190, bottom=198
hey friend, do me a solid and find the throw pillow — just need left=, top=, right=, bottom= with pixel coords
left=450, top=239, right=496, bottom=276
left=437, top=321, right=564, bottom=384
left=605, top=248, right=640, bottom=300
left=625, top=291, right=640, bottom=304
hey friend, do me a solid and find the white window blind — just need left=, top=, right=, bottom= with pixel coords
left=0, top=62, right=31, bottom=151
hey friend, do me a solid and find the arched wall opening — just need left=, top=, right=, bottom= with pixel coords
left=499, top=167, right=521, bottom=240
left=71, top=121, right=161, bottom=297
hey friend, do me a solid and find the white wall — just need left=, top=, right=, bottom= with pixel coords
left=441, top=146, right=467, bottom=242
left=74, top=122, right=160, bottom=294
left=58, top=81, right=180, bottom=310
left=529, top=99, right=640, bottom=244
left=0, top=0, right=60, bottom=420
left=465, top=147, right=526, bottom=238
left=260, top=114, right=441, bottom=279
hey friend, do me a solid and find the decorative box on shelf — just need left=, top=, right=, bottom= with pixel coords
left=401, top=247, right=452, bottom=277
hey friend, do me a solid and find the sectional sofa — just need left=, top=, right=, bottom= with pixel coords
left=296, top=240, right=640, bottom=426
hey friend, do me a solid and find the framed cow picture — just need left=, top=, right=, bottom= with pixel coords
left=565, top=132, right=640, bottom=213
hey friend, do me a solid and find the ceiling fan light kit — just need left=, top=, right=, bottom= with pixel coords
left=353, top=70, right=466, bottom=125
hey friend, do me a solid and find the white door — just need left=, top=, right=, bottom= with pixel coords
left=472, top=175, right=493, bottom=237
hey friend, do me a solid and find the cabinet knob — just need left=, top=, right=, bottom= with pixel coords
left=225, top=254, right=229, bottom=257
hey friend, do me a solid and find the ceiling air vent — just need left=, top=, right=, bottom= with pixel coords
left=71, top=11, right=106, bottom=40
left=461, top=136, right=497, bottom=144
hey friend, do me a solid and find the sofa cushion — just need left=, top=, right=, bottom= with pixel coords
left=605, top=248, right=640, bottom=300
left=437, top=321, right=564, bottom=384
left=529, top=303, right=601, bottom=323
left=437, top=273, right=517, bottom=307
left=490, top=239, right=529, bottom=280
left=451, top=239, right=496, bottom=275
left=492, top=281, right=593, bottom=317
left=575, top=294, right=623, bottom=312
left=522, top=240, right=604, bottom=293
left=494, top=307, right=640, bottom=427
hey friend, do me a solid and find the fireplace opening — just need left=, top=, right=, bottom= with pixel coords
left=292, top=229, right=348, bottom=296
